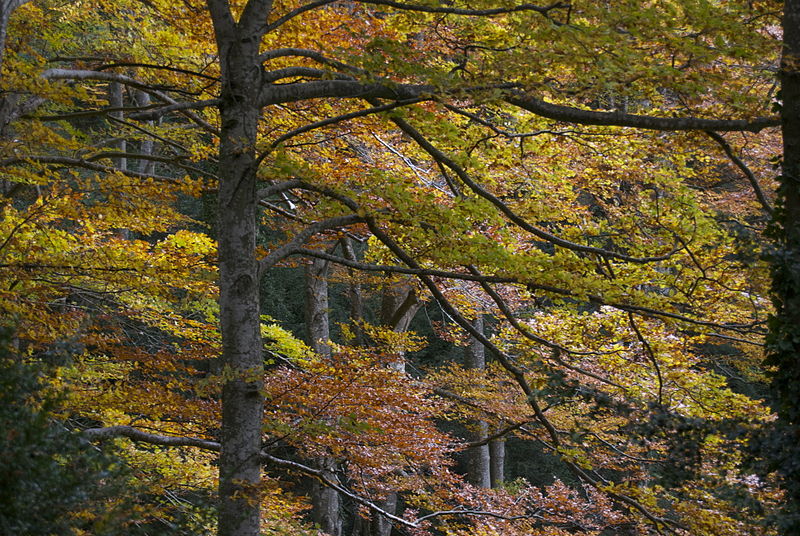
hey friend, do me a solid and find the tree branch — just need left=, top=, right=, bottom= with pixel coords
left=355, top=0, right=567, bottom=17
left=264, top=0, right=338, bottom=32
left=257, top=180, right=759, bottom=335
left=83, top=426, right=221, bottom=450
left=41, top=69, right=219, bottom=134
left=270, top=98, right=428, bottom=148
left=377, top=101, right=678, bottom=263
left=507, top=93, right=779, bottom=132
left=259, top=47, right=366, bottom=75
left=0, top=155, right=185, bottom=183
left=462, top=421, right=529, bottom=448
left=705, top=130, right=773, bottom=213
left=258, top=214, right=363, bottom=274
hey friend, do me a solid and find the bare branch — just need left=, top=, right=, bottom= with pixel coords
left=95, top=61, right=220, bottom=81
left=258, top=214, right=363, bottom=274
left=259, top=47, right=366, bottom=75
left=507, top=93, right=779, bottom=132
left=294, top=247, right=517, bottom=282
left=0, top=155, right=185, bottom=183
left=377, top=101, right=678, bottom=263
left=258, top=178, right=307, bottom=199
left=416, top=509, right=535, bottom=523
left=83, top=426, right=221, bottom=450
left=260, top=453, right=420, bottom=528
left=128, top=99, right=222, bottom=121
left=262, top=66, right=341, bottom=83
left=627, top=312, right=664, bottom=406
left=106, top=115, right=197, bottom=156
left=463, top=421, right=529, bottom=448
left=705, top=130, right=773, bottom=213
left=465, top=265, right=626, bottom=388
left=270, top=98, right=428, bottom=147
left=41, top=69, right=220, bottom=134
left=257, top=180, right=758, bottom=335
left=80, top=151, right=217, bottom=178
left=261, top=79, right=434, bottom=106
left=264, top=0, right=338, bottom=32
left=355, top=0, right=567, bottom=17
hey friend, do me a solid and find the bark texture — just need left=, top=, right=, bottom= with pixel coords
left=207, top=2, right=273, bottom=535
left=305, top=257, right=332, bottom=358
left=134, top=90, right=156, bottom=175
left=766, top=2, right=800, bottom=532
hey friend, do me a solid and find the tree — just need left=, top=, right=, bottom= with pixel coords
left=0, top=1, right=790, bottom=535
left=765, top=0, right=800, bottom=532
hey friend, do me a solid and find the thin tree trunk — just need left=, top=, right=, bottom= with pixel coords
left=465, top=315, right=490, bottom=488
left=304, top=254, right=341, bottom=535
left=489, top=438, right=505, bottom=488
left=311, top=458, right=342, bottom=536
left=134, top=90, right=156, bottom=175
left=342, top=237, right=366, bottom=346
left=0, top=0, right=31, bottom=74
left=370, top=494, right=397, bottom=536
left=305, top=257, right=331, bottom=359
left=108, top=82, right=126, bottom=171
left=380, top=282, right=420, bottom=373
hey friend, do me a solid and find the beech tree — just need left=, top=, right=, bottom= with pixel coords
left=1, top=0, right=796, bottom=536
left=766, top=0, right=800, bottom=532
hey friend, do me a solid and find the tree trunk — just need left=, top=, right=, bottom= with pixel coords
left=0, top=1, right=35, bottom=138
left=489, top=437, right=505, bottom=488
left=351, top=495, right=398, bottom=536
left=208, top=3, right=271, bottom=535
left=342, top=237, right=366, bottom=346
left=305, top=257, right=331, bottom=359
left=380, top=282, right=420, bottom=373
left=108, top=82, right=127, bottom=171
left=0, top=0, right=31, bottom=73
left=134, top=90, right=156, bottom=175
left=465, top=315, right=491, bottom=488
left=304, top=255, right=342, bottom=535
left=216, top=92, right=263, bottom=536
left=311, top=458, right=342, bottom=536
left=370, top=494, right=397, bottom=536
left=767, top=1, right=800, bottom=532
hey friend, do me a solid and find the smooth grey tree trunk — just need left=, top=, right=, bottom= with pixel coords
left=310, top=458, right=342, bottom=536
left=489, top=438, right=505, bottom=488
left=305, top=257, right=332, bottom=359
left=0, top=1, right=36, bottom=138
left=304, top=255, right=342, bottom=536
left=0, top=0, right=30, bottom=73
left=108, top=82, right=127, bottom=171
left=351, top=493, right=397, bottom=536
left=465, top=315, right=490, bottom=488
left=134, top=90, right=156, bottom=175
left=380, top=282, right=420, bottom=373
left=342, top=237, right=366, bottom=346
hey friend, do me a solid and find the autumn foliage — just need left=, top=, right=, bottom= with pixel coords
left=0, top=0, right=791, bottom=535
